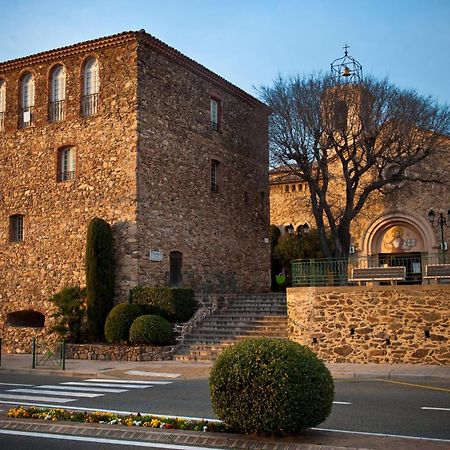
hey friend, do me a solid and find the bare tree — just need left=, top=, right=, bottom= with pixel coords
left=261, top=75, right=450, bottom=258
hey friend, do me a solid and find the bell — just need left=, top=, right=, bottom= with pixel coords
left=342, top=66, right=351, bottom=77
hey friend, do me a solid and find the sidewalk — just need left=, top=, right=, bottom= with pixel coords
left=1, top=353, right=449, bottom=380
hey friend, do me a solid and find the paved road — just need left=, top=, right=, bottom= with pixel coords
left=0, top=372, right=449, bottom=440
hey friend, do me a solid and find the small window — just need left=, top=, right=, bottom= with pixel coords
left=298, top=184, right=302, bottom=192
left=0, top=79, right=5, bottom=132
left=284, top=185, right=289, bottom=193
left=82, top=57, right=99, bottom=116
left=19, top=72, right=35, bottom=128
left=57, top=147, right=76, bottom=181
left=291, top=184, right=296, bottom=192
left=211, top=159, right=221, bottom=193
left=49, top=65, right=66, bottom=122
left=210, top=98, right=220, bottom=130
left=10, top=214, right=24, bottom=242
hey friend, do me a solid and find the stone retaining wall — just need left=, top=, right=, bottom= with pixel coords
left=287, top=285, right=450, bottom=365
left=65, top=343, right=174, bottom=361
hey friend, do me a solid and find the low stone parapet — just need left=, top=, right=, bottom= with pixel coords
left=287, top=284, right=450, bottom=365
left=65, top=343, right=174, bottom=361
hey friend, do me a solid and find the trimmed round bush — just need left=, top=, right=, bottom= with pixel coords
left=104, top=303, right=143, bottom=344
left=129, top=287, right=197, bottom=322
left=209, top=338, right=334, bottom=434
left=129, top=315, right=173, bottom=346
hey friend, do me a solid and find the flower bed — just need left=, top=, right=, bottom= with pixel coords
left=7, top=406, right=229, bottom=433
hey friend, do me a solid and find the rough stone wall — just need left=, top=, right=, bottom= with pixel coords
left=136, top=36, right=271, bottom=293
left=0, top=37, right=139, bottom=352
left=287, top=285, right=450, bottom=364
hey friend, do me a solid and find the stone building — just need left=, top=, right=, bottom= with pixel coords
left=0, top=31, right=271, bottom=351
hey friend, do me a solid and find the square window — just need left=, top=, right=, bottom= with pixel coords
left=10, top=215, right=24, bottom=242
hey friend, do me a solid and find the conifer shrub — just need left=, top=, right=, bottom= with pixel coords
left=129, top=287, right=197, bottom=322
left=85, top=217, right=114, bottom=341
left=209, top=338, right=334, bottom=434
left=104, top=303, right=143, bottom=344
left=129, top=315, right=173, bottom=346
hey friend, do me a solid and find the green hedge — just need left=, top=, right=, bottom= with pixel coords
left=129, top=315, right=173, bottom=346
left=104, top=303, right=143, bottom=344
left=209, top=338, right=334, bottom=434
left=129, top=287, right=197, bottom=323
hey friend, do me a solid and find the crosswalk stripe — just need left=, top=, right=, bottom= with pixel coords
left=38, top=385, right=126, bottom=393
left=0, top=382, right=33, bottom=387
left=0, top=393, right=75, bottom=403
left=7, top=389, right=103, bottom=398
left=85, top=378, right=172, bottom=385
left=62, top=382, right=154, bottom=389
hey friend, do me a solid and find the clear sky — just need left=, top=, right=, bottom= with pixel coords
left=1, top=0, right=449, bottom=105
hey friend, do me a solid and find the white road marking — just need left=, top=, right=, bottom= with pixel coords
left=62, top=381, right=154, bottom=389
left=314, top=426, right=450, bottom=443
left=333, top=401, right=351, bottom=405
left=86, top=378, right=172, bottom=385
left=421, top=406, right=450, bottom=412
left=0, top=429, right=221, bottom=450
left=126, top=370, right=181, bottom=378
left=38, top=385, right=126, bottom=393
left=7, top=389, right=103, bottom=398
left=0, top=394, right=74, bottom=403
left=0, top=382, right=33, bottom=387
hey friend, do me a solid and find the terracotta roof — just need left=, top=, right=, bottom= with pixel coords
left=0, top=30, right=269, bottom=111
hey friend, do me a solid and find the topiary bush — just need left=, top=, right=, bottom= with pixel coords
left=129, top=287, right=197, bottom=322
left=104, top=303, right=143, bottom=344
left=209, top=338, right=334, bottom=434
left=85, top=217, right=114, bottom=341
left=129, top=315, right=173, bottom=346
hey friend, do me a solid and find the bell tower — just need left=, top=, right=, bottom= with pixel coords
left=331, top=44, right=363, bottom=83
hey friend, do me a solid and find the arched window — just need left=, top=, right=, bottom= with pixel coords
left=57, top=146, right=76, bottom=181
left=82, top=57, right=99, bottom=116
left=0, top=79, right=5, bottom=131
left=7, top=310, right=45, bottom=328
left=49, top=65, right=66, bottom=122
left=20, top=72, right=35, bottom=128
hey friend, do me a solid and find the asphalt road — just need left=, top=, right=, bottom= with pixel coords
left=0, top=372, right=449, bottom=441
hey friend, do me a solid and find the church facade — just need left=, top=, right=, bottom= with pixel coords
left=0, top=31, right=271, bottom=351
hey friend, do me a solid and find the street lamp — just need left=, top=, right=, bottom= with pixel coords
left=428, top=209, right=450, bottom=263
left=296, top=223, right=310, bottom=240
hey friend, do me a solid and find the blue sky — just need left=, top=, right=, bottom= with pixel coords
left=1, top=0, right=449, bottom=105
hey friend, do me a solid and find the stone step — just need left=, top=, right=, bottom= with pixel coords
left=183, top=332, right=286, bottom=343
left=189, top=323, right=287, bottom=333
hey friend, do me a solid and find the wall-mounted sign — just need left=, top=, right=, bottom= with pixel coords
left=149, top=250, right=163, bottom=262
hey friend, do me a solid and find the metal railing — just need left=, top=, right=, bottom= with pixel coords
left=19, top=106, right=34, bottom=128
left=81, top=93, right=99, bottom=116
left=49, top=100, right=65, bottom=122
left=32, top=338, right=66, bottom=370
left=292, top=253, right=445, bottom=287
left=57, top=170, right=76, bottom=182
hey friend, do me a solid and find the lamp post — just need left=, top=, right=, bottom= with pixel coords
left=428, top=209, right=450, bottom=263
left=296, top=223, right=310, bottom=240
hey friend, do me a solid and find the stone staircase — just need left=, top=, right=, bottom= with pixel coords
left=175, top=293, right=288, bottom=361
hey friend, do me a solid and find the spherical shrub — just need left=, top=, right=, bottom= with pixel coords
left=104, top=303, right=143, bottom=344
left=129, top=315, right=173, bottom=346
left=209, top=338, right=334, bottom=434
left=129, top=287, right=197, bottom=322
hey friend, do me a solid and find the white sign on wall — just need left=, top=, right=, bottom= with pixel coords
left=149, top=250, right=163, bottom=262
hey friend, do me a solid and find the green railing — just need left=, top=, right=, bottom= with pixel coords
left=292, top=253, right=445, bottom=287
left=32, top=338, right=66, bottom=370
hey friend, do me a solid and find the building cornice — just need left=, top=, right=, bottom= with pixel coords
left=0, top=30, right=269, bottom=112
